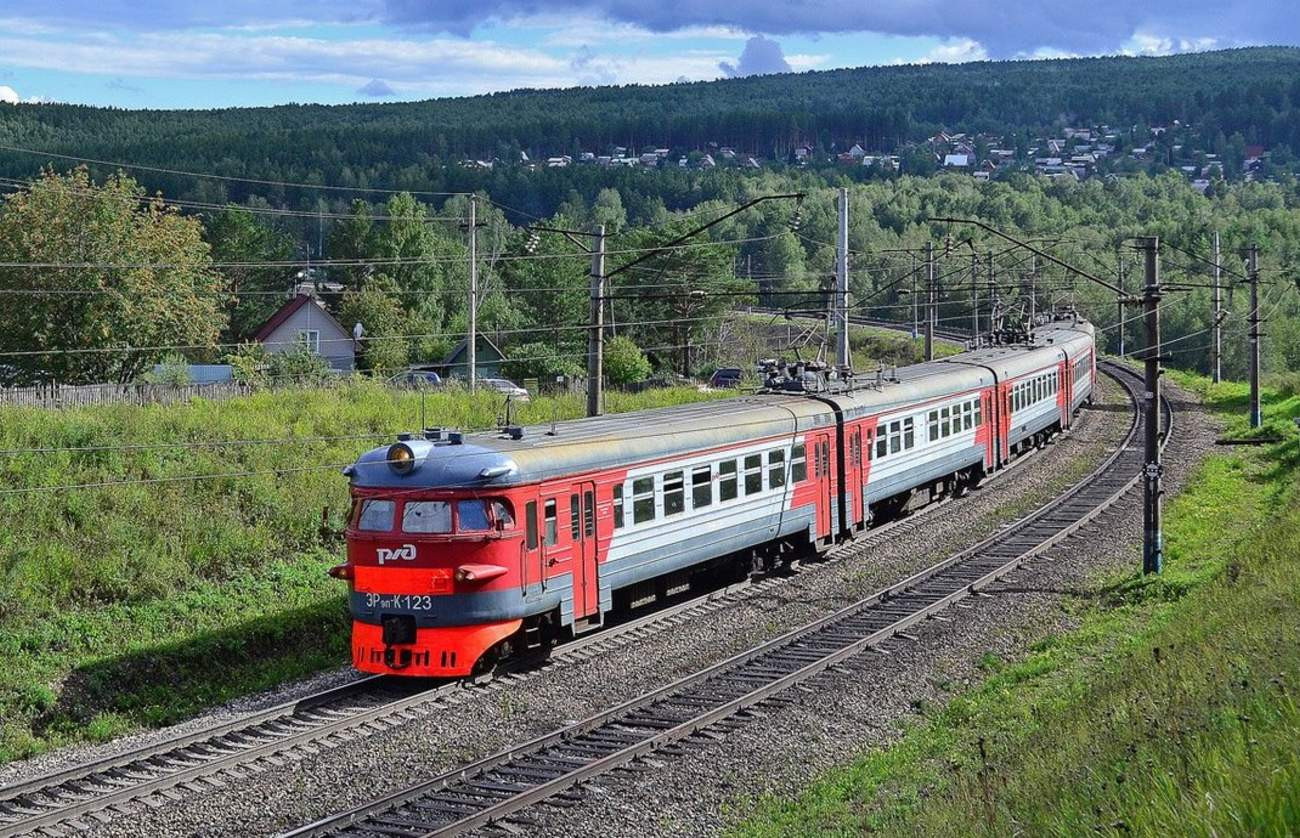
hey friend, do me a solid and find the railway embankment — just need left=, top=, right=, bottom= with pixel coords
left=733, top=372, right=1297, bottom=837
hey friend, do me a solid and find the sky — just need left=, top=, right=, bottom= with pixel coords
left=0, top=2, right=1294, bottom=109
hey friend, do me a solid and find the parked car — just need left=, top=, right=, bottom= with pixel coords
left=388, top=369, right=443, bottom=389
left=708, top=367, right=744, bottom=388
left=482, top=377, right=530, bottom=402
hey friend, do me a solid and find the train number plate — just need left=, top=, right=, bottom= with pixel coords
left=365, top=593, right=436, bottom=610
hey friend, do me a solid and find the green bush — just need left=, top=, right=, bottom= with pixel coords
left=604, top=336, right=652, bottom=386
left=140, top=352, right=191, bottom=387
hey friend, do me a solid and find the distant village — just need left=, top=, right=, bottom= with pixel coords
left=459, top=121, right=1280, bottom=192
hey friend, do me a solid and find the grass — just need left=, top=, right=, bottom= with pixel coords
left=734, top=374, right=1300, bottom=838
left=0, top=380, right=725, bottom=764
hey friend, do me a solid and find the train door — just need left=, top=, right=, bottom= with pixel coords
left=852, top=428, right=866, bottom=527
left=817, top=433, right=835, bottom=539
left=568, top=481, right=599, bottom=626
left=1061, top=360, right=1072, bottom=426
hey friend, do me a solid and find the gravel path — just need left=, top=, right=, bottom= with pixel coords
left=74, top=373, right=1168, bottom=838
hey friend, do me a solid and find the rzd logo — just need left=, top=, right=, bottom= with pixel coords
left=376, top=544, right=418, bottom=565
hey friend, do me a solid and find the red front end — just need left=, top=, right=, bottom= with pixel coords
left=338, top=490, right=530, bottom=677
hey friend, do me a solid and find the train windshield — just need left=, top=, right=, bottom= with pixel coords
left=351, top=496, right=514, bottom=533
left=402, top=501, right=453, bottom=533
left=357, top=499, right=395, bottom=531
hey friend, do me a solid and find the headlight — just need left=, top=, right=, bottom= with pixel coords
left=387, top=443, right=416, bottom=475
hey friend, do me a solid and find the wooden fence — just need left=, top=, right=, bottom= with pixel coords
left=0, top=380, right=255, bottom=408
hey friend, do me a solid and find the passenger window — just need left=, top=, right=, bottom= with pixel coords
left=633, top=477, right=656, bottom=523
left=890, top=421, right=902, bottom=454
left=402, top=501, right=452, bottom=534
left=664, top=471, right=685, bottom=516
left=791, top=444, right=807, bottom=482
left=941, top=407, right=951, bottom=438
left=744, top=454, right=763, bottom=495
left=866, top=430, right=874, bottom=461
left=357, top=499, right=395, bottom=532
left=613, top=484, right=624, bottom=529
left=525, top=500, right=538, bottom=549
left=457, top=500, right=491, bottom=531
left=876, top=431, right=887, bottom=459
left=904, top=418, right=915, bottom=449
left=544, top=499, right=558, bottom=545
left=719, top=460, right=738, bottom=501
left=928, top=410, right=939, bottom=441
left=570, top=494, right=581, bottom=540
left=975, top=397, right=982, bottom=427
left=768, top=450, right=786, bottom=488
left=692, top=466, right=713, bottom=508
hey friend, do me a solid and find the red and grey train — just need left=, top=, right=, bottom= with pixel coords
left=333, top=318, right=1096, bottom=678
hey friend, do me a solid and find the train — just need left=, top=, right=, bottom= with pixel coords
left=331, top=317, right=1096, bottom=678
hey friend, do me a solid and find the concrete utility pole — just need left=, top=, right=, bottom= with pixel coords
left=1027, top=254, right=1037, bottom=340
left=835, top=187, right=851, bottom=370
left=924, top=241, right=935, bottom=360
left=587, top=224, right=607, bottom=418
left=910, top=252, right=919, bottom=339
left=1138, top=236, right=1164, bottom=576
left=468, top=194, right=478, bottom=391
left=1212, top=231, right=1223, bottom=384
left=1117, top=256, right=1126, bottom=358
left=986, top=251, right=996, bottom=337
left=1247, top=242, right=1261, bottom=428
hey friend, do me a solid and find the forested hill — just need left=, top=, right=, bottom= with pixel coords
left=1, top=46, right=1298, bottom=217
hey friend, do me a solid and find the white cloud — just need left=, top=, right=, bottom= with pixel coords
left=918, top=38, right=988, bottom=64
left=1122, top=32, right=1219, bottom=56
left=0, top=85, right=18, bottom=104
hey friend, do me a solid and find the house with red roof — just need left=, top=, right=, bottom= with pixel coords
left=252, top=294, right=355, bottom=371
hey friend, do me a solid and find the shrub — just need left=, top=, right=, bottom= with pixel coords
left=604, top=336, right=652, bottom=386
left=268, top=345, right=335, bottom=385
left=225, top=342, right=270, bottom=385
left=140, top=352, right=192, bottom=386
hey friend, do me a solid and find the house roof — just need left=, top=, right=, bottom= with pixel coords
left=441, top=333, right=508, bottom=365
left=252, top=294, right=348, bottom=343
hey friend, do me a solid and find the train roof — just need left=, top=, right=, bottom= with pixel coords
left=347, top=319, right=1096, bottom=492
left=347, top=393, right=834, bottom=490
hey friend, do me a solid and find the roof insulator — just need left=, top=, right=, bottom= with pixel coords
left=397, top=432, right=413, bottom=441
left=449, top=431, right=464, bottom=445
left=506, top=426, right=524, bottom=440
left=424, top=427, right=442, bottom=440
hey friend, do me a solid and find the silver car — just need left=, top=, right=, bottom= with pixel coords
left=481, top=377, right=530, bottom=402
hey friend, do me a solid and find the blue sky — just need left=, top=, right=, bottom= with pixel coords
left=0, top=2, right=1292, bottom=109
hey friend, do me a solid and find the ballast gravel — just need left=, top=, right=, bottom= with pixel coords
left=72, top=374, right=1213, bottom=838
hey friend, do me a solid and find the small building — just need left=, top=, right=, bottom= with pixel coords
left=943, top=153, right=970, bottom=168
left=438, top=334, right=508, bottom=381
left=847, top=143, right=866, bottom=159
left=252, top=294, right=355, bottom=371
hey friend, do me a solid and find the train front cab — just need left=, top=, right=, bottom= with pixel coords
left=340, top=490, right=531, bottom=678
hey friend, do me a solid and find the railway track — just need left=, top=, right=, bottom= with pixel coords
left=284, top=360, right=1166, bottom=838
